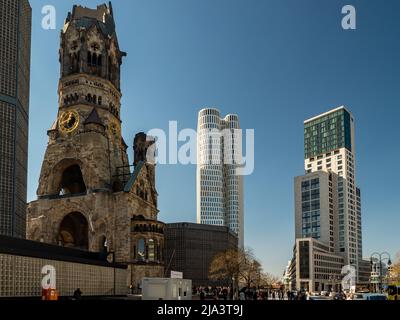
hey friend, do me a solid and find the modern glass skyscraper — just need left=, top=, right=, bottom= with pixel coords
left=196, top=108, right=244, bottom=247
left=304, top=107, right=362, bottom=266
left=0, top=0, right=32, bottom=238
left=303, top=106, right=363, bottom=278
left=290, top=106, right=367, bottom=291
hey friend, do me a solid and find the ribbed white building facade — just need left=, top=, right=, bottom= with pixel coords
left=196, top=108, right=244, bottom=247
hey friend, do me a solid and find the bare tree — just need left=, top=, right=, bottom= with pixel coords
left=209, top=247, right=270, bottom=289
left=258, top=272, right=280, bottom=288
left=209, top=248, right=240, bottom=285
left=238, top=251, right=262, bottom=288
left=391, top=251, right=400, bottom=282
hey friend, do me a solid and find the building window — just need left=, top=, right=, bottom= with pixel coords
left=148, top=239, right=155, bottom=261
left=137, top=238, right=145, bottom=261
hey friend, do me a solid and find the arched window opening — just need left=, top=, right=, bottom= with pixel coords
left=58, top=212, right=88, bottom=250
left=75, top=52, right=80, bottom=72
left=97, top=55, right=102, bottom=66
left=87, top=51, right=92, bottom=65
left=148, top=239, right=155, bottom=261
left=60, top=165, right=86, bottom=195
left=156, top=243, right=160, bottom=261
left=98, top=96, right=102, bottom=105
left=70, top=52, right=79, bottom=74
left=93, top=95, right=97, bottom=104
left=108, top=56, right=112, bottom=81
left=137, top=238, right=145, bottom=261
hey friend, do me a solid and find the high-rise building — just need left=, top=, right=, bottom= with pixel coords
left=290, top=106, right=368, bottom=291
left=295, top=170, right=339, bottom=253
left=196, top=108, right=244, bottom=247
left=303, top=106, right=362, bottom=270
left=0, top=0, right=32, bottom=238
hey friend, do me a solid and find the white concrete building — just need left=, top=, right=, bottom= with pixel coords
left=294, top=238, right=345, bottom=292
left=196, top=108, right=244, bottom=247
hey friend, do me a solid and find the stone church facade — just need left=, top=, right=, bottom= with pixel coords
left=27, top=3, right=164, bottom=288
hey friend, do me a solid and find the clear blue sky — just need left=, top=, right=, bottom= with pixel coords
left=28, top=0, right=400, bottom=276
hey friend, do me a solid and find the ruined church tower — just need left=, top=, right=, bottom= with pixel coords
left=27, top=3, right=164, bottom=287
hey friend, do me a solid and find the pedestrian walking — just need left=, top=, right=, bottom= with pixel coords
left=253, top=290, right=258, bottom=300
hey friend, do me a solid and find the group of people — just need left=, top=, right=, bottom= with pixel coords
left=194, top=286, right=291, bottom=300
left=194, top=286, right=354, bottom=300
left=194, top=286, right=232, bottom=300
left=287, top=290, right=349, bottom=300
left=243, top=289, right=286, bottom=300
left=238, top=288, right=289, bottom=300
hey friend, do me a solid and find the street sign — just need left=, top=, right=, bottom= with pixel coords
left=171, top=271, right=183, bottom=279
left=371, top=277, right=379, bottom=284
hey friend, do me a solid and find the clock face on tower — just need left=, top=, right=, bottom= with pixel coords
left=59, top=110, right=80, bottom=133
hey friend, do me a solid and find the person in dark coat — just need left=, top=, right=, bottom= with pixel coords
left=73, top=288, right=82, bottom=300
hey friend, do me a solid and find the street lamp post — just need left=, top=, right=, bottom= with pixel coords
left=370, top=252, right=392, bottom=293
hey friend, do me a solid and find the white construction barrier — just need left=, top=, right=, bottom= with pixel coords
left=142, top=278, right=192, bottom=300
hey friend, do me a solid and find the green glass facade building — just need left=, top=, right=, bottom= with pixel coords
left=298, top=106, right=369, bottom=285
left=304, top=108, right=352, bottom=159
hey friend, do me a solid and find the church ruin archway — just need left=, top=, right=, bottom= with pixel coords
left=58, top=212, right=88, bottom=250
left=60, top=164, right=87, bottom=195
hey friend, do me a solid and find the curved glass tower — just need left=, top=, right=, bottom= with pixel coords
left=196, top=108, right=244, bottom=247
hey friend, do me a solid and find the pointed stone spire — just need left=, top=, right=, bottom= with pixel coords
left=49, top=119, right=58, bottom=131
left=84, top=108, right=104, bottom=127
left=47, top=119, right=59, bottom=139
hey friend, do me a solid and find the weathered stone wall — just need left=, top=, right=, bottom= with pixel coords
left=128, top=264, right=164, bottom=288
